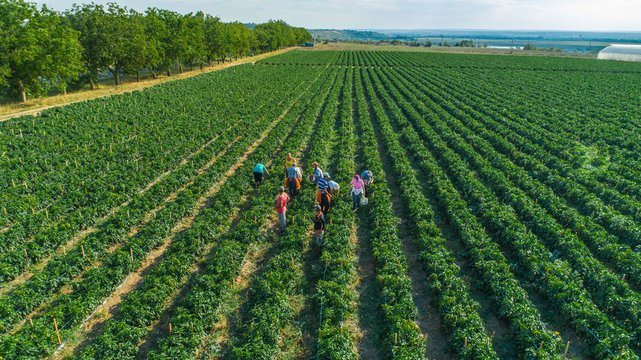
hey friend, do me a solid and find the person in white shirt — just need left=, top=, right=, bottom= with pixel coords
left=328, top=179, right=340, bottom=197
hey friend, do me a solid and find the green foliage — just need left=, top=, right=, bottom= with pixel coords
left=65, top=3, right=110, bottom=87
left=0, top=0, right=83, bottom=100
left=0, top=0, right=311, bottom=99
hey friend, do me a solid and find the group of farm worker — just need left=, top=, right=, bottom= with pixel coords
left=252, top=152, right=373, bottom=246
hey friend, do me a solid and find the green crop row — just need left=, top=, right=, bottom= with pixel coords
left=313, top=67, right=359, bottom=360
left=69, top=66, right=332, bottom=360
left=364, top=67, right=498, bottom=358
left=353, top=68, right=425, bottom=359
left=228, top=67, right=342, bottom=360
left=0, top=66, right=311, bottom=336
left=148, top=67, right=341, bottom=360
left=381, top=63, right=641, bottom=351
left=0, top=66, right=326, bottom=359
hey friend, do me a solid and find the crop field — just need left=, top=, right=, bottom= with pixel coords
left=1, top=49, right=641, bottom=360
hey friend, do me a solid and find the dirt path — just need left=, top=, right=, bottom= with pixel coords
left=434, top=207, right=516, bottom=359
left=197, top=237, right=279, bottom=359
left=352, top=95, right=385, bottom=359
left=0, top=48, right=292, bottom=121
left=368, top=105, right=452, bottom=359
left=353, top=211, right=384, bottom=360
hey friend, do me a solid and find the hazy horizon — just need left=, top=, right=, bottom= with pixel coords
left=33, top=0, right=641, bottom=32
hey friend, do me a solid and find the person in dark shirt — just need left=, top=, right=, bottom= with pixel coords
left=313, top=205, right=325, bottom=246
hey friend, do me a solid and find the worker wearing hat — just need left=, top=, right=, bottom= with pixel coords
left=286, top=161, right=301, bottom=197
left=311, top=162, right=323, bottom=185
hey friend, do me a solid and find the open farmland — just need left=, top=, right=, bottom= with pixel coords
left=1, top=49, right=641, bottom=359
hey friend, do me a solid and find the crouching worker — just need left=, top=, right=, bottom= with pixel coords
left=313, top=205, right=325, bottom=246
left=275, top=186, right=290, bottom=233
left=285, top=161, right=301, bottom=197
left=253, top=163, right=269, bottom=187
left=328, top=178, right=340, bottom=198
left=361, top=170, right=373, bottom=189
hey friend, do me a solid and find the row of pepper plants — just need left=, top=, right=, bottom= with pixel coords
left=410, top=57, right=641, bottom=213
left=313, top=67, right=359, bottom=360
left=355, top=63, right=566, bottom=359
left=227, top=67, right=343, bottom=360
left=444, top=60, right=641, bottom=166
left=0, top=65, right=315, bottom=336
left=0, top=65, right=295, bottom=281
left=0, top=66, right=327, bottom=359
left=362, top=67, right=498, bottom=358
left=375, top=67, right=637, bottom=358
left=382, top=63, right=641, bottom=351
left=390, top=60, right=641, bottom=289
left=259, top=50, right=344, bottom=66
left=68, top=66, right=334, bottom=360
left=147, top=66, right=341, bottom=359
left=353, top=68, right=426, bottom=359
left=418, top=63, right=641, bottom=227
left=462, top=66, right=641, bottom=189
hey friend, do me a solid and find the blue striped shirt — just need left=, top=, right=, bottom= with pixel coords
left=317, top=178, right=329, bottom=192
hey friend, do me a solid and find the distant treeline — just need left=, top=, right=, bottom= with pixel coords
left=0, top=0, right=312, bottom=102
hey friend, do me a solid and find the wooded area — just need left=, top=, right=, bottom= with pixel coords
left=0, top=0, right=312, bottom=102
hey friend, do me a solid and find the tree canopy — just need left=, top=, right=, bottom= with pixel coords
left=1, top=0, right=83, bottom=101
left=0, top=0, right=313, bottom=101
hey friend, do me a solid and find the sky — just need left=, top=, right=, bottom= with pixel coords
left=34, top=0, right=641, bottom=31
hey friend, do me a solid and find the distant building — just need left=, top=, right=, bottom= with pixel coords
left=598, top=44, right=641, bottom=62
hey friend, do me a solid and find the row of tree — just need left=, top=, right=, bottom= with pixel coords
left=0, top=0, right=312, bottom=102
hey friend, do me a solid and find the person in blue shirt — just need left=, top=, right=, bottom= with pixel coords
left=317, top=173, right=332, bottom=214
left=311, top=162, right=323, bottom=185
left=286, top=162, right=301, bottom=196
left=361, top=170, right=373, bottom=187
left=252, top=163, right=269, bottom=187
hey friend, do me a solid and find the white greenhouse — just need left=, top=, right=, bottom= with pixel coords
left=598, top=44, right=641, bottom=62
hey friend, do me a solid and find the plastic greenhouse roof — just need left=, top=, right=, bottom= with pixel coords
left=599, top=44, right=641, bottom=56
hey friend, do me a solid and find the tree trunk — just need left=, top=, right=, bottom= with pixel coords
left=136, top=70, right=141, bottom=82
left=18, top=80, right=26, bottom=103
left=200, top=63, right=203, bottom=70
left=178, top=63, right=183, bottom=73
left=114, top=67, right=120, bottom=86
left=167, top=67, right=171, bottom=76
left=152, top=68, right=157, bottom=79
left=89, top=75, right=95, bottom=90
left=190, top=62, right=193, bottom=71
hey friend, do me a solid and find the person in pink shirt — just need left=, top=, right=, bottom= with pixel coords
left=275, top=186, right=290, bottom=232
left=350, top=174, right=365, bottom=212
